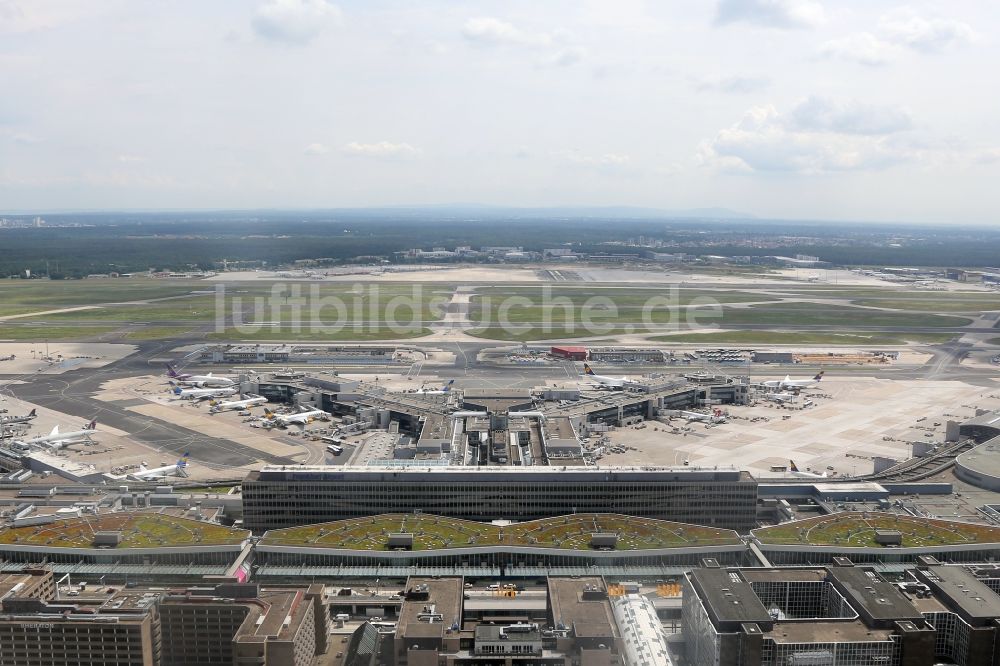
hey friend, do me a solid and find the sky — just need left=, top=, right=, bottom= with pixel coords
left=1, top=0, right=998, bottom=223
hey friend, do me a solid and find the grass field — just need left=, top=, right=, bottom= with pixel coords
left=4, top=281, right=451, bottom=342
left=124, top=326, right=198, bottom=340
left=264, top=513, right=740, bottom=551
left=206, top=326, right=432, bottom=342
left=0, top=325, right=121, bottom=341
left=470, top=288, right=771, bottom=325
left=0, top=279, right=202, bottom=317
left=0, top=513, right=247, bottom=548
left=465, top=325, right=638, bottom=342
left=754, top=512, right=1000, bottom=547
left=718, top=303, right=972, bottom=328
left=651, top=331, right=956, bottom=345
left=851, top=296, right=1000, bottom=313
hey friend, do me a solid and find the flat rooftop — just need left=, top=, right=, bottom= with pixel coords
left=827, top=566, right=924, bottom=623
left=260, top=513, right=741, bottom=551
left=753, top=512, right=1000, bottom=548
left=766, top=621, right=895, bottom=644
left=0, top=512, right=248, bottom=549
left=918, top=565, right=1000, bottom=622
left=547, top=577, right=617, bottom=640
left=249, top=465, right=752, bottom=482
left=398, top=577, right=462, bottom=636
left=689, top=568, right=772, bottom=626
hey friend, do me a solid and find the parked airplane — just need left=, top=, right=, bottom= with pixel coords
left=0, top=408, right=37, bottom=426
left=763, top=392, right=796, bottom=404
left=165, top=364, right=235, bottom=387
left=170, top=383, right=238, bottom=401
left=581, top=363, right=628, bottom=389
left=209, top=394, right=268, bottom=413
left=129, top=455, right=189, bottom=481
left=676, top=409, right=727, bottom=424
left=264, top=408, right=329, bottom=426
left=415, top=380, right=455, bottom=395
left=763, top=371, right=824, bottom=391
left=789, top=460, right=827, bottom=478
left=17, top=420, right=97, bottom=450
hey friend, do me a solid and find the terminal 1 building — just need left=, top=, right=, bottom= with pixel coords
left=241, top=466, right=758, bottom=534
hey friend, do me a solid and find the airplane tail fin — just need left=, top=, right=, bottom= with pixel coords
left=789, top=460, right=799, bottom=472
left=584, top=363, right=596, bottom=376
left=28, top=409, right=36, bottom=417
left=443, top=379, right=455, bottom=391
left=86, top=420, right=97, bottom=430
left=165, top=364, right=179, bottom=378
left=814, top=371, right=825, bottom=381
left=50, top=425, right=60, bottom=436
left=173, top=386, right=182, bottom=395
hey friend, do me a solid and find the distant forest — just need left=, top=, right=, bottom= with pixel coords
left=1, top=210, right=999, bottom=278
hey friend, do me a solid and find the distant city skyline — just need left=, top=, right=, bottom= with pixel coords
left=1, top=0, right=997, bottom=223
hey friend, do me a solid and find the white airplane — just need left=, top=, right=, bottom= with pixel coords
left=676, top=409, right=727, bottom=424
left=170, top=383, right=238, bottom=401
left=166, top=364, right=235, bottom=388
left=0, top=408, right=37, bottom=426
left=129, top=455, right=189, bottom=481
left=209, top=394, right=268, bottom=413
left=763, top=371, right=824, bottom=391
left=763, top=392, right=796, bottom=404
left=789, top=460, right=827, bottom=478
left=414, top=380, right=455, bottom=395
left=581, top=363, right=628, bottom=389
left=264, top=407, right=329, bottom=426
left=18, top=420, right=97, bottom=450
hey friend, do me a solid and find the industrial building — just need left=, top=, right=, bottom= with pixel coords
left=549, top=345, right=588, bottom=361
left=201, top=343, right=405, bottom=366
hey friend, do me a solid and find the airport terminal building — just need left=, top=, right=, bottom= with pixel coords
left=241, top=465, right=758, bottom=533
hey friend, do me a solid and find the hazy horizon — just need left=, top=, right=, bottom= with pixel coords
left=2, top=1, right=998, bottom=223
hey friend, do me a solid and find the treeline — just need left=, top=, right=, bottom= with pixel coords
left=1, top=212, right=998, bottom=277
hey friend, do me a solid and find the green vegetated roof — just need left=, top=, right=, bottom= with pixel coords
left=0, top=513, right=248, bottom=549
left=753, top=511, right=1000, bottom=548
left=262, top=513, right=742, bottom=551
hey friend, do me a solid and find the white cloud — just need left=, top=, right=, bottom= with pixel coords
left=252, top=0, right=341, bottom=45
left=117, top=154, right=146, bottom=163
left=540, top=46, right=586, bottom=68
left=820, top=10, right=976, bottom=65
left=695, top=75, right=771, bottom=94
left=698, top=100, right=917, bottom=174
left=555, top=151, right=635, bottom=174
left=787, top=96, right=912, bottom=135
left=879, top=9, right=976, bottom=53
left=342, top=141, right=420, bottom=159
left=819, top=32, right=897, bottom=66
left=303, top=143, right=329, bottom=156
left=4, top=130, right=42, bottom=145
left=462, top=17, right=552, bottom=47
left=714, top=0, right=825, bottom=29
